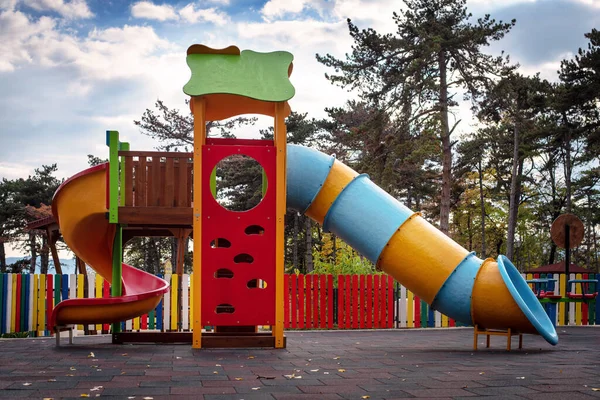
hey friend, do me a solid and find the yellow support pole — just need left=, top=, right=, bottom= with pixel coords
left=192, top=97, right=206, bottom=349
left=76, top=274, right=84, bottom=331
left=407, top=290, right=414, bottom=328
left=575, top=273, right=582, bottom=325
left=32, top=275, right=39, bottom=335
left=273, top=101, right=286, bottom=348
left=559, top=274, right=566, bottom=325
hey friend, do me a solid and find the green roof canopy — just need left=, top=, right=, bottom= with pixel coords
left=183, top=46, right=295, bottom=102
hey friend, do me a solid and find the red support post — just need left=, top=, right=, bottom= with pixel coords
left=284, top=274, right=290, bottom=329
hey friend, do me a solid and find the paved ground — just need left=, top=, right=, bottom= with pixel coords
left=0, top=326, right=599, bottom=399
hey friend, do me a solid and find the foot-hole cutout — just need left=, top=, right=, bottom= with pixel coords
left=211, top=238, right=231, bottom=248
left=215, top=304, right=235, bottom=314
left=245, top=225, right=265, bottom=235
left=247, top=279, right=267, bottom=289
left=234, top=253, right=254, bottom=264
left=215, top=269, right=234, bottom=278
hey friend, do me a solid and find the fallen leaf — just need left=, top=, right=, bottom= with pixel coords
left=333, top=357, right=340, bottom=360
left=215, top=364, right=221, bottom=367
left=80, top=395, right=90, bottom=398
left=66, top=374, right=74, bottom=377
left=23, top=383, right=32, bottom=386
left=96, top=369, right=102, bottom=372
left=88, top=352, right=95, bottom=358
left=47, top=379, right=56, bottom=382
left=592, top=388, right=600, bottom=391
left=128, top=397, right=136, bottom=399
left=256, top=375, right=275, bottom=380
left=143, top=397, right=153, bottom=400
left=323, top=372, right=329, bottom=375
left=120, top=372, right=126, bottom=375
left=283, top=374, right=295, bottom=379
left=121, top=353, right=128, bottom=356
left=176, top=357, right=181, bottom=359
left=43, top=398, right=54, bottom=400
left=70, top=367, right=77, bottom=371
left=362, top=396, right=370, bottom=399
left=338, top=369, right=346, bottom=373
left=251, top=387, right=261, bottom=390
left=91, top=366, right=98, bottom=368
left=516, top=377, right=525, bottom=380
left=235, top=378, right=243, bottom=381
left=248, top=356, right=255, bottom=359
left=213, top=371, right=218, bottom=374
left=310, top=369, right=319, bottom=372
left=90, top=386, right=103, bottom=391
left=294, top=375, right=302, bottom=379
left=479, top=372, right=485, bottom=375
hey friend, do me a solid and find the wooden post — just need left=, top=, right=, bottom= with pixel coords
left=192, top=97, right=206, bottom=349
left=173, top=229, right=192, bottom=275
left=273, top=102, right=287, bottom=348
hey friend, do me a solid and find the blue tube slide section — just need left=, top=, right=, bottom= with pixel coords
left=286, top=144, right=558, bottom=345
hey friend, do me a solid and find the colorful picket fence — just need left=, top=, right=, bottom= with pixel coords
left=0, top=272, right=598, bottom=337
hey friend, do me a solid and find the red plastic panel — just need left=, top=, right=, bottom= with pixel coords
left=201, top=144, right=276, bottom=326
left=206, top=138, right=274, bottom=147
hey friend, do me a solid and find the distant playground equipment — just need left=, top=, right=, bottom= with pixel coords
left=526, top=214, right=597, bottom=327
left=49, top=44, right=558, bottom=349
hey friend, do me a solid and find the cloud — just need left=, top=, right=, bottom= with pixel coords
left=131, top=1, right=177, bottom=21
left=0, top=10, right=58, bottom=72
left=179, top=4, right=228, bottom=25
left=0, top=0, right=18, bottom=10
left=262, top=0, right=310, bottom=19
left=22, top=0, right=93, bottom=19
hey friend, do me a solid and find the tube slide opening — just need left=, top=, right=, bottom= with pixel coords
left=497, top=255, right=558, bottom=345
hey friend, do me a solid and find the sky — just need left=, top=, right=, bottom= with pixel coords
left=1, top=0, right=599, bottom=257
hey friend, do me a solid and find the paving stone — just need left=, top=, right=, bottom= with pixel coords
left=404, top=388, right=477, bottom=397
left=0, top=327, right=597, bottom=399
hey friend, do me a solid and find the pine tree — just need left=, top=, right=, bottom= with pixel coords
left=316, top=0, right=515, bottom=233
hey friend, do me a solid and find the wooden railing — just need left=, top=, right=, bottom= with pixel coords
left=119, top=151, right=193, bottom=207
left=117, top=151, right=193, bottom=226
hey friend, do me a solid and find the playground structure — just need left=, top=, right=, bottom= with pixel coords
left=48, top=44, right=559, bottom=349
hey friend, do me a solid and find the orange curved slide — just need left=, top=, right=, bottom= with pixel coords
left=49, top=164, right=169, bottom=329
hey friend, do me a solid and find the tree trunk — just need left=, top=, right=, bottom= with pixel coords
left=171, top=237, right=178, bottom=270
left=293, top=213, right=299, bottom=270
left=478, top=159, right=486, bottom=258
left=549, top=243, right=556, bottom=265
left=40, top=234, right=49, bottom=274
left=331, top=234, right=337, bottom=265
left=438, top=51, right=452, bottom=235
left=0, top=240, right=5, bottom=273
left=29, top=231, right=37, bottom=273
left=506, top=124, right=520, bottom=260
left=305, top=218, right=313, bottom=273
left=467, top=212, right=473, bottom=251
left=594, top=222, right=599, bottom=272
left=562, top=112, right=572, bottom=213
